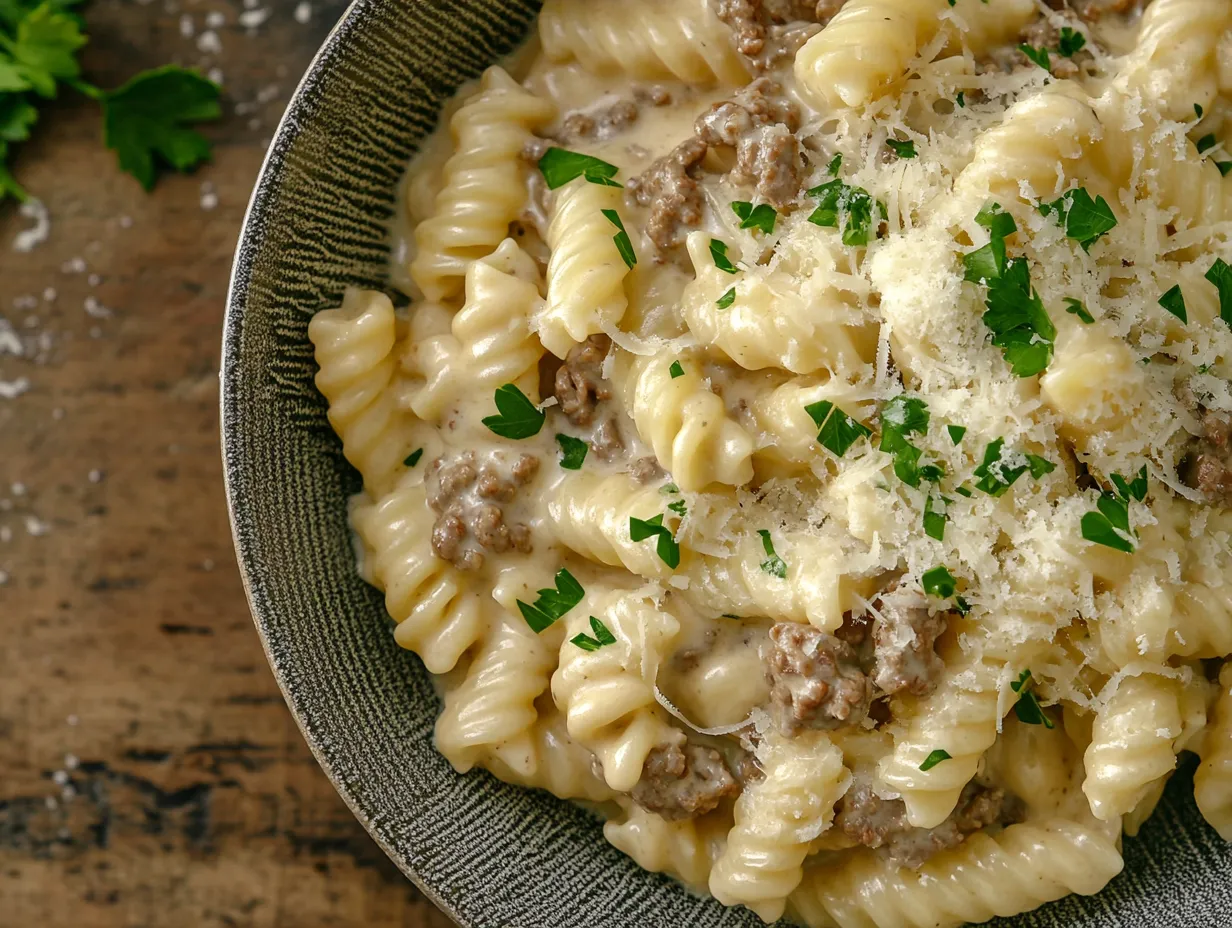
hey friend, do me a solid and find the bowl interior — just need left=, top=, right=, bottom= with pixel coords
left=221, top=1, right=1232, bottom=925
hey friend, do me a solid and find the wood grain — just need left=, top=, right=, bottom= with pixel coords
left=0, top=2, right=456, bottom=925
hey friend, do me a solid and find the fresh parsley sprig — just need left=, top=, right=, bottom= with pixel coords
left=1081, top=465, right=1147, bottom=553
left=879, top=395, right=941, bottom=487
left=983, top=259, right=1056, bottom=377
left=806, top=174, right=883, bottom=246
left=710, top=238, right=739, bottom=274
left=972, top=438, right=1053, bottom=496
left=1039, top=187, right=1117, bottom=252
left=1010, top=669, right=1054, bottom=728
left=806, top=399, right=872, bottom=458
left=0, top=4, right=221, bottom=201
left=571, top=615, right=617, bottom=651
left=517, top=569, right=585, bottom=633
left=602, top=209, right=637, bottom=269
left=538, top=147, right=622, bottom=189
left=555, top=434, right=589, bottom=470
left=730, top=200, right=776, bottom=234
left=630, top=514, right=681, bottom=569
left=919, top=748, right=951, bottom=771
left=482, top=384, right=546, bottom=439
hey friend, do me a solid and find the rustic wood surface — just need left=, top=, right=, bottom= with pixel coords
left=0, top=2, right=456, bottom=925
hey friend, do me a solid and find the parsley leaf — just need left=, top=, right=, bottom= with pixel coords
left=716, top=287, right=736, bottom=309
left=601, top=208, right=637, bottom=269
left=1081, top=493, right=1136, bottom=553
left=556, top=434, right=589, bottom=470
left=963, top=202, right=1016, bottom=284
left=1218, top=162, right=1232, bottom=177
left=1205, top=258, right=1232, bottom=326
left=757, top=529, right=787, bottom=579
left=880, top=395, right=935, bottom=487
left=482, top=383, right=546, bottom=439
left=710, top=238, right=739, bottom=274
left=1196, top=103, right=1205, bottom=119
left=922, top=565, right=957, bottom=599
left=1111, top=466, right=1148, bottom=503
left=403, top=448, right=423, bottom=468
left=668, top=360, right=685, bottom=379
left=0, top=92, right=37, bottom=141
left=537, top=147, right=621, bottom=189
left=924, top=493, right=951, bottom=541
left=982, top=258, right=1056, bottom=377
left=1063, top=297, right=1094, bottom=324
left=1039, top=187, right=1117, bottom=251
left=919, top=748, right=952, bottom=771
left=947, top=425, right=966, bottom=444
left=1019, top=44, right=1050, bottom=71
left=1010, top=669, right=1055, bottom=728
left=807, top=177, right=880, bottom=246
left=1158, top=285, right=1187, bottom=323
left=517, top=569, right=585, bottom=633
left=730, top=200, right=777, bottom=234
left=825, top=153, right=842, bottom=175
left=667, top=498, right=687, bottom=517
left=806, top=399, right=872, bottom=458
left=972, top=438, right=1032, bottom=496
left=629, top=513, right=680, bottom=569
left=570, top=615, right=617, bottom=651
left=1197, top=134, right=1218, bottom=154
left=1, top=4, right=84, bottom=97
left=886, top=137, right=916, bottom=158
left=1057, top=26, right=1086, bottom=57
left=956, top=90, right=965, bottom=108
left=101, top=66, right=221, bottom=190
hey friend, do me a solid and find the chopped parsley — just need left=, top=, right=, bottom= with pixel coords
left=956, top=90, right=966, bottom=108
left=807, top=176, right=881, bottom=246
left=1019, top=44, right=1050, bottom=71
left=555, top=434, right=589, bottom=470
left=660, top=483, right=679, bottom=495
left=667, top=498, right=687, bottom=517
left=716, top=287, right=737, bottom=309
left=1159, top=285, right=1187, bottom=323
left=947, top=425, right=967, bottom=445
left=972, top=438, right=1050, bottom=496
left=954, top=484, right=973, bottom=498
left=757, top=529, right=788, bottom=579
left=403, top=448, right=424, bottom=468
left=955, top=595, right=972, bottom=616
left=601, top=209, right=637, bottom=268
left=1039, top=187, right=1117, bottom=251
left=570, top=615, right=617, bottom=651
left=879, top=395, right=938, bottom=487
left=963, top=202, right=1016, bottom=284
left=886, top=137, right=916, bottom=159
left=710, top=238, right=739, bottom=274
left=1081, top=493, right=1137, bottom=553
left=730, top=200, right=777, bottom=234
left=669, top=360, right=685, bottom=379
left=806, top=399, right=872, bottom=458
left=982, top=258, right=1056, bottom=377
left=482, top=383, right=545, bottom=439
left=1196, top=103, right=1205, bottom=119
left=1064, top=298, right=1094, bottom=324
left=922, top=565, right=957, bottom=599
left=1218, top=162, right=1232, bottom=177
left=1205, top=258, right=1232, bottom=326
left=1197, top=134, right=1218, bottom=155
left=1057, top=26, right=1086, bottom=58
left=537, top=147, right=621, bottom=189
left=1011, top=669, right=1055, bottom=728
left=517, top=569, right=585, bottom=633
left=924, top=493, right=951, bottom=541
left=919, top=748, right=952, bottom=771
left=1110, top=465, right=1148, bottom=503
left=630, top=514, right=681, bottom=569
left=825, top=153, right=843, bottom=175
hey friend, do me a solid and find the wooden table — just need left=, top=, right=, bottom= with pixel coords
left=0, top=2, right=455, bottom=924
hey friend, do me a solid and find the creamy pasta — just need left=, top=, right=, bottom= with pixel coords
left=310, top=1, right=1232, bottom=924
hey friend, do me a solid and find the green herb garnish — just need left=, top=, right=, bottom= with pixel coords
left=806, top=399, right=872, bottom=458
left=1064, top=298, right=1094, bottom=324
left=1159, top=285, right=1187, bottom=323
left=963, top=202, right=1017, bottom=284
left=716, top=287, right=736, bottom=309
left=538, top=147, right=621, bottom=189
left=404, top=448, right=424, bottom=468
left=1057, top=26, right=1085, bottom=57
left=886, top=137, right=916, bottom=159
left=825, top=153, right=843, bottom=175
left=807, top=176, right=880, bottom=246
left=982, top=258, right=1056, bottom=377
left=1205, top=258, right=1232, bottom=326
left=919, top=748, right=952, bottom=771
left=730, top=200, right=777, bottom=234
left=947, top=425, right=966, bottom=445
left=482, top=384, right=546, bottom=439
left=879, top=395, right=935, bottom=488
left=757, top=529, right=788, bottom=579
left=517, top=569, right=585, bottom=633
left=922, top=565, right=957, bottom=599
left=630, top=514, right=681, bottom=569
left=668, top=360, right=685, bottom=379
left=571, top=615, right=617, bottom=651
left=1039, top=187, right=1117, bottom=251
left=1110, top=465, right=1148, bottom=503
left=1197, top=134, right=1218, bottom=155
left=1010, top=669, right=1055, bottom=728
left=1019, top=44, right=1050, bottom=71
left=556, top=434, right=589, bottom=470
left=710, top=238, right=739, bottom=274
left=1081, top=493, right=1136, bottom=553
left=924, top=493, right=951, bottom=541
left=602, top=209, right=637, bottom=268
left=972, top=438, right=1031, bottom=496
left=956, top=90, right=966, bottom=108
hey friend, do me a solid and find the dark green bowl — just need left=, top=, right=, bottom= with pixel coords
left=220, top=1, right=1232, bottom=924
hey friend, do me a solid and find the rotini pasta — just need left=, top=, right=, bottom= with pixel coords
left=1196, top=663, right=1232, bottom=839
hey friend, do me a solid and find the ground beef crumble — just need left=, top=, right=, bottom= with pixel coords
left=835, top=779, right=1025, bottom=868
left=427, top=452, right=538, bottom=570
left=870, top=586, right=948, bottom=698
left=1181, top=401, right=1232, bottom=507
left=624, top=137, right=709, bottom=255
left=716, top=0, right=841, bottom=67
left=765, top=622, right=871, bottom=734
left=553, top=335, right=624, bottom=459
left=631, top=742, right=740, bottom=820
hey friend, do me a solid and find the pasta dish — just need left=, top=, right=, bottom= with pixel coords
left=307, top=1, right=1232, bottom=924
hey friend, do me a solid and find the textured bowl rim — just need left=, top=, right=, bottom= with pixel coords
left=219, top=2, right=464, bottom=923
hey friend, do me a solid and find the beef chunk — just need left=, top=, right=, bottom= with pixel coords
left=427, top=452, right=538, bottom=569
left=630, top=456, right=665, bottom=484
left=871, top=587, right=947, bottom=698
left=1180, top=388, right=1232, bottom=507
left=631, top=742, right=740, bottom=820
left=694, top=77, right=800, bottom=145
left=625, top=137, right=709, bottom=255
left=735, top=123, right=802, bottom=207
left=716, top=0, right=833, bottom=65
left=766, top=622, right=871, bottom=734
left=835, top=779, right=1025, bottom=868
left=560, top=100, right=640, bottom=142
left=979, top=10, right=1095, bottom=79
left=553, top=335, right=623, bottom=458
left=696, top=79, right=803, bottom=206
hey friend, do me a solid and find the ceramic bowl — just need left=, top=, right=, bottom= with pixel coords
left=220, top=1, right=1232, bottom=924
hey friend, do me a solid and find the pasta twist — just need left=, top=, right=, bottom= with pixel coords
left=538, top=0, right=749, bottom=87
left=483, top=707, right=617, bottom=803
left=1082, top=673, right=1183, bottom=822
left=614, top=350, right=754, bottom=492
left=434, top=610, right=558, bottom=777
left=412, top=238, right=545, bottom=422
left=547, top=472, right=680, bottom=580
left=410, top=67, right=555, bottom=303
left=308, top=288, right=411, bottom=498
left=1039, top=324, right=1150, bottom=447
left=1196, top=663, right=1232, bottom=839
left=551, top=589, right=684, bottom=791
left=876, top=652, right=1004, bottom=828
left=790, top=820, right=1124, bottom=928
left=604, top=802, right=721, bottom=892
left=681, top=231, right=877, bottom=377
left=710, top=732, right=849, bottom=922
left=350, top=484, right=487, bottom=674
left=747, top=375, right=878, bottom=473
left=538, top=180, right=631, bottom=358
